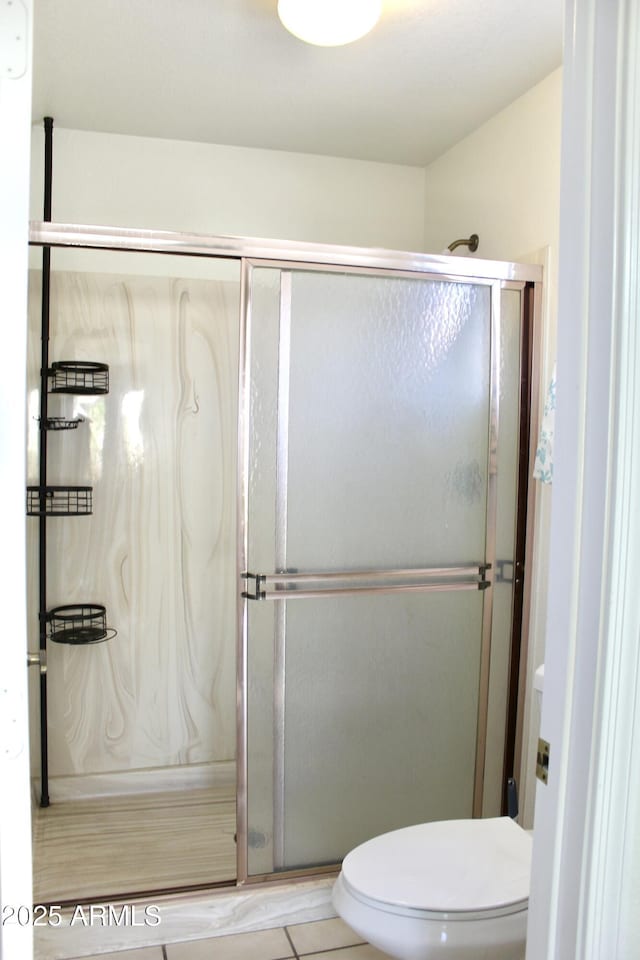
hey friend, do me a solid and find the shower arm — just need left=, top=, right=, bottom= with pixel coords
left=447, top=233, right=479, bottom=253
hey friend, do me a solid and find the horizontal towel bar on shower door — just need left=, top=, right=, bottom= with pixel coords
left=245, top=581, right=491, bottom=601
left=241, top=565, right=491, bottom=600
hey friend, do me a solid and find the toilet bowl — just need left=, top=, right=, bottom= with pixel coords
left=332, top=816, right=532, bottom=960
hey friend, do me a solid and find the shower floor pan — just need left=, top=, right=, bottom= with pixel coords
left=32, top=784, right=236, bottom=903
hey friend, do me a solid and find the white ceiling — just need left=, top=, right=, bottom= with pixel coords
left=32, top=0, right=563, bottom=167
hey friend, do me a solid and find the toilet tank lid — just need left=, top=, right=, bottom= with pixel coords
left=341, top=817, right=532, bottom=914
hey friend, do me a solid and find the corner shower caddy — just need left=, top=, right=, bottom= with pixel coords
left=27, top=117, right=116, bottom=808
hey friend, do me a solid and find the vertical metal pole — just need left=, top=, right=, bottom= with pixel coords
left=38, top=116, right=54, bottom=807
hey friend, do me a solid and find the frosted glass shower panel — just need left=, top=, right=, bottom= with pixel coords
left=285, top=272, right=491, bottom=569
left=244, top=265, right=496, bottom=877
left=281, top=590, right=484, bottom=869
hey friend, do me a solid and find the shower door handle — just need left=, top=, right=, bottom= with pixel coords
left=242, top=564, right=491, bottom=600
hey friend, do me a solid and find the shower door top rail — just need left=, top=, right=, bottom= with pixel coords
left=29, top=221, right=543, bottom=283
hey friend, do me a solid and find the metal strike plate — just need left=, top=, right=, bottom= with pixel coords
left=0, top=0, right=27, bottom=79
left=537, top=737, right=550, bottom=784
left=496, top=559, right=515, bottom=584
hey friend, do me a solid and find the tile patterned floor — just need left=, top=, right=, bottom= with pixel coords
left=72, top=918, right=392, bottom=960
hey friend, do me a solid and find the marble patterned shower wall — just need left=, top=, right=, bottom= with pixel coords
left=27, top=265, right=240, bottom=780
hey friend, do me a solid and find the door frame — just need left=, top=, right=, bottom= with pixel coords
left=0, top=2, right=35, bottom=958
left=526, top=0, right=640, bottom=956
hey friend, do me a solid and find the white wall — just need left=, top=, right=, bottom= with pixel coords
left=25, top=127, right=427, bottom=792
left=28, top=72, right=561, bottom=275
left=29, top=127, right=426, bottom=252
left=26, top=80, right=561, bottom=807
left=422, top=68, right=563, bottom=825
left=423, top=68, right=562, bottom=263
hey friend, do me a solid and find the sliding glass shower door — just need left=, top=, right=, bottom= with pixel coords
left=240, top=263, right=520, bottom=879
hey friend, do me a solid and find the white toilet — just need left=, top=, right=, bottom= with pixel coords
left=332, top=816, right=532, bottom=960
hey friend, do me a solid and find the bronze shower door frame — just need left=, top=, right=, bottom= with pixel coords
left=236, top=257, right=540, bottom=885
left=29, top=221, right=541, bottom=893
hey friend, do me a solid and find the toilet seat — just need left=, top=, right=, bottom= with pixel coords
left=341, top=816, right=532, bottom=921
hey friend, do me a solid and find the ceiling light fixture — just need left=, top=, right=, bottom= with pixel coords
left=277, top=0, right=382, bottom=47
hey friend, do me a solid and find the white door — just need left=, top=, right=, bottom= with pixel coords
left=0, top=2, right=35, bottom=958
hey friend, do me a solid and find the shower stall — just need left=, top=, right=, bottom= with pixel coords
left=27, top=221, right=540, bottom=902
